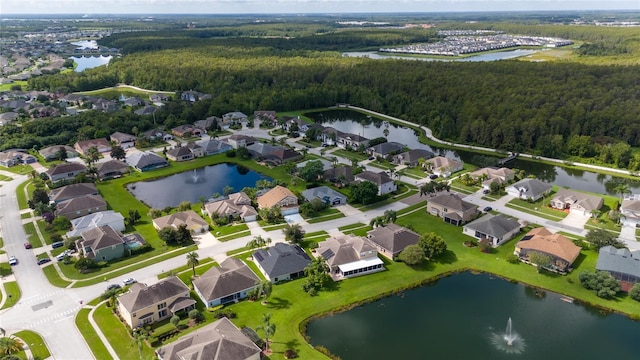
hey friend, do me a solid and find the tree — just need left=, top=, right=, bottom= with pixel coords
left=350, top=181, right=378, bottom=205
left=246, top=235, right=271, bottom=249
left=176, top=224, right=193, bottom=244
left=257, top=313, right=276, bottom=353
left=527, top=252, right=553, bottom=272
left=258, top=206, right=283, bottom=224
left=0, top=337, right=23, bottom=356
left=579, top=270, right=621, bottom=299
left=57, top=146, right=68, bottom=161
left=222, top=185, right=234, bottom=196
left=629, top=283, right=640, bottom=302
left=74, top=256, right=96, bottom=272
left=170, top=315, right=180, bottom=328
left=186, top=251, right=200, bottom=278
left=613, top=183, right=631, bottom=202
left=177, top=201, right=192, bottom=211
left=159, top=227, right=178, bottom=245
left=585, top=229, right=626, bottom=250
left=188, top=309, right=204, bottom=323
left=398, top=244, right=424, bottom=265
left=29, top=188, right=50, bottom=209
left=86, top=146, right=100, bottom=166
left=254, top=279, right=273, bottom=304
left=383, top=209, right=397, bottom=223
left=419, top=182, right=436, bottom=197
left=303, top=257, right=331, bottom=295
left=127, top=209, right=141, bottom=227
left=282, top=224, right=305, bottom=244
left=110, top=145, right=126, bottom=160
left=298, top=160, right=324, bottom=182
left=418, top=232, right=447, bottom=259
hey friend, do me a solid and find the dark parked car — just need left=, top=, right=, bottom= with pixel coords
left=482, top=189, right=490, bottom=194
left=51, top=241, right=64, bottom=249
left=429, top=174, right=439, bottom=179
left=37, top=258, right=51, bottom=265
left=106, top=284, right=122, bottom=292
left=24, top=242, right=32, bottom=249
left=483, top=206, right=493, bottom=212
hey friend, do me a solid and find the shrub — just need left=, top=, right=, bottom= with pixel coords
left=506, top=253, right=519, bottom=264
left=284, top=349, right=298, bottom=359
left=629, top=283, right=640, bottom=302
left=188, top=309, right=204, bottom=322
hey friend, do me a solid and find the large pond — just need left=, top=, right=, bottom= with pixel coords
left=306, top=109, right=634, bottom=196
left=342, top=49, right=539, bottom=62
left=306, top=272, right=640, bottom=359
left=71, top=55, right=112, bottom=72
left=127, top=163, right=270, bottom=208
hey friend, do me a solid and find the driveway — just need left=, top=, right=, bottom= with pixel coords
left=559, top=211, right=590, bottom=228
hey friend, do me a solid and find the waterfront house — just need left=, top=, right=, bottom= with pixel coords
left=468, top=167, right=515, bottom=190
left=596, top=246, right=640, bottom=291
left=203, top=192, right=258, bottom=222
left=514, top=227, right=581, bottom=273
left=253, top=243, right=312, bottom=283
left=125, top=151, right=169, bottom=172
left=192, top=258, right=260, bottom=307
left=166, top=146, right=194, bottom=162
left=95, top=160, right=130, bottom=180
left=462, top=214, right=521, bottom=247
left=153, top=210, right=209, bottom=234
left=549, top=188, right=603, bottom=216
left=506, top=178, right=552, bottom=201
left=424, top=156, right=463, bottom=178
left=316, top=234, right=384, bottom=280
left=427, top=193, right=478, bottom=226
left=367, top=223, right=420, bottom=260
left=392, top=148, right=435, bottom=166
left=367, top=141, right=404, bottom=158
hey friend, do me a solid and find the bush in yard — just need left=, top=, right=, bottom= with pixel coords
left=188, top=309, right=204, bottom=322
left=284, top=349, right=298, bottom=359
left=478, top=238, right=492, bottom=253
left=170, top=315, right=180, bottom=328
left=579, top=270, right=621, bottom=299
left=506, top=253, right=519, bottom=264
left=629, top=283, right=640, bottom=302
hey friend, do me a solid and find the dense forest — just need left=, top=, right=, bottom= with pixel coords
left=20, top=20, right=640, bottom=166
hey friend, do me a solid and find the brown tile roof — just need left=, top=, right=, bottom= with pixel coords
left=516, top=227, right=581, bottom=265
left=153, top=210, right=208, bottom=231
left=256, top=185, right=297, bottom=209
left=429, top=193, right=477, bottom=212
left=56, top=194, right=106, bottom=217
left=77, top=225, right=124, bottom=257
left=45, top=162, right=87, bottom=176
left=317, top=234, right=378, bottom=267
left=192, top=258, right=259, bottom=302
left=118, top=277, right=190, bottom=313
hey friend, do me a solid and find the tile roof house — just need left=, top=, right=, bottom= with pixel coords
left=49, top=183, right=99, bottom=204
left=126, top=151, right=169, bottom=172
left=367, top=223, right=420, bottom=260
left=316, top=234, right=384, bottom=280
left=427, top=193, right=478, bottom=226
left=256, top=185, right=299, bottom=215
left=166, top=146, right=195, bottom=162
left=355, top=170, right=397, bottom=195
left=621, top=196, right=640, bottom=226
left=74, top=225, right=127, bottom=261
left=469, top=167, right=516, bottom=190
left=110, top=131, right=137, bottom=149
left=95, top=160, right=130, bottom=180
left=506, top=178, right=552, bottom=201
left=463, top=214, right=521, bottom=247
left=39, top=145, right=79, bottom=161
left=45, top=162, right=88, bottom=183
left=367, top=141, right=405, bottom=158
left=117, top=276, right=195, bottom=328
left=66, top=210, right=125, bottom=238
left=253, top=243, right=312, bottom=283
left=302, top=186, right=348, bottom=206
left=203, top=192, right=258, bottom=222
left=192, top=258, right=260, bottom=307
left=515, top=227, right=581, bottom=273
left=74, top=138, right=111, bottom=155
left=323, top=165, right=354, bottom=186
left=424, top=156, right=463, bottom=178
left=56, top=194, right=107, bottom=220
left=549, top=188, right=604, bottom=216
left=155, top=317, right=261, bottom=360
left=596, top=245, right=640, bottom=291
left=153, top=210, right=209, bottom=233
left=392, top=148, right=435, bottom=166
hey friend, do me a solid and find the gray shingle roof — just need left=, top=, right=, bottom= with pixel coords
left=253, top=243, right=311, bottom=279
left=355, top=170, right=393, bottom=185
left=508, top=178, right=552, bottom=198
left=118, top=276, right=190, bottom=313
left=49, top=183, right=98, bottom=203
left=126, top=151, right=168, bottom=170
left=46, top=162, right=87, bottom=176
left=464, top=214, right=520, bottom=239
left=77, top=225, right=124, bottom=255
left=301, top=186, right=347, bottom=203
left=367, top=223, right=420, bottom=255
left=429, top=193, right=477, bottom=212
left=596, top=245, right=640, bottom=279
left=192, top=258, right=259, bottom=302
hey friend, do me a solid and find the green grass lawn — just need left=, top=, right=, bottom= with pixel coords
left=260, top=223, right=289, bottom=232
left=0, top=174, right=10, bottom=181
left=157, top=257, right=216, bottom=279
left=76, top=308, right=114, bottom=360
left=332, top=149, right=367, bottom=163
left=13, top=330, right=51, bottom=360
left=16, top=180, right=30, bottom=210
left=211, top=223, right=249, bottom=237
left=94, top=303, right=156, bottom=360
left=1, top=281, right=21, bottom=309
left=42, top=264, right=72, bottom=288
left=506, top=198, right=568, bottom=221
left=216, top=230, right=251, bottom=241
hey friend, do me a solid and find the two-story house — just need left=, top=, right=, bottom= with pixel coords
left=427, top=193, right=478, bottom=226
left=192, top=258, right=260, bottom=307
left=45, top=162, right=88, bottom=183
left=354, top=170, right=397, bottom=195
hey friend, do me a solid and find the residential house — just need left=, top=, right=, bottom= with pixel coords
left=296, top=158, right=333, bottom=172
left=149, top=93, right=169, bottom=104
left=223, top=111, right=248, bottom=127
left=367, top=223, right=420, bottom=260
left=141, top=129, right=173, bottom=142
left=246, top=143, right=302, bottom=164
left=166, top=146, right=194, bottom=162
left=171, top=124, right=204, bottom=138
left=355, top=170, right=397, bottom=195
left=302, top=186, right=348, bottom=206
left=66, top=210, right=125, bottom=238
left=126, top=151, right=169, bottom=172
left=316, top=234, right=384, bottom=280
left=254, top=110, right=277, bottom=126
left=194, top=116, right=220, bottom=131
left=155, top=317, right=261, bottom=360
left=596, top=246, right=640, bottom=291
left=253, top=243, right=312, bottom=283
left=74, top=138, right=111, bottom=155
left=39, top=145, right=79, bottom=161
left=225, top=134, right=256, bottom=149
left=56, top=194, right=108, bottom=220
left=134, top=105, right=157, bottom=116
left=392, top=148, right=434, bottom=166
left=180, top=90, right=205, bottom=103
left=506, top=178, right=553, bottom=201
left=514, top=227, right=581, bottom=273
left=367, top=142, right=405, bottom=158
left=323, top=165, right=354, bottom=186
left=203, top=192, right=258, bottom=222
left=549, top=188, right=604, bottom=216
left=95, top=160, right=130, bottom=180
left=338, top=132, right=369, bottom=149
left=185, top=142, right=204, bottom=157
left=427, top=193, right=478, bottom=226
left=256, top=185, right=299, bottom=215
left=0, top=151, right=21, bottom=167
left=0, top=112, right=18, bottom=126
left=153, top=210, right=209, bottom=233
left=49, top=183, right=98, bottom=204
left=621, top=195, right=640, bottom=226
left=45, top=162, right=88, bottom=183
left=462, top=214, right=521, bottom=247
left=424, top=156, right=463, bottom=178
left=74, top=225, right=127, bottom=261
left=117, top=277, right=195, bottom=328
left=110, top=132, right=137, bottom=149
left=469, top=167, right=515, bottom=190
left=192, top=258, right=260, bottom=307
left=122, top=96, right=144, bottom=107
left=195, top=139, right=232, bottom=156
left=281, top=116, right=309, bottom=133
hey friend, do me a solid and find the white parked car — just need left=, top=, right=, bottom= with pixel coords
left=123, top=278, right=136, bottom=286
left=8, top=256, right=17, bottom=266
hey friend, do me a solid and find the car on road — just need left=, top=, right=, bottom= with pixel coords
left=37, top=258, right=51, bottom=265
left=368, top=156, right=375, bottom=160
left=482, top=189, right=490, bottom=194
left=483, top=206, right=493, bottom=212
left=123, top=278, right=136, bottom=286
left=24, top=242, right=32, bottom=249
left=429, top=174, right=439, bottom=179
left=9, top=256, right=17, bottom=266
left=51, top=241, right=64, bottom=249
left=106, top=284, right=122, bottom=292
left=321, top=143, right=329, bottom=147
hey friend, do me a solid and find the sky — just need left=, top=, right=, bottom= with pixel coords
left=2, top=0, right=639, bottom=15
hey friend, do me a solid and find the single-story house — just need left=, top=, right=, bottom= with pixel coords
left=506, top=178, right=553, bottom=201
left=247, top=143, right=302, bottom=164
left=367, top=142, right=404, bottom=158
left=155, top=317, right=261, bottom=360
left=110, top=131, right=137, bottom=149
left=253, top=243, right=312, bottom=283
left=49, top=183, right=99, bottom=204
left=45, top=162, right=88, bottom=183
left=621, top=196, right=640, bottom=226
left=596, top=246, right=640, bottom=291
left=514, top=227, right=581, bottom=273
left=424, top=156, right=463, bottom=178
left=316, top=234, right=385, bottom=280
left=225, top=134, right=256, bottom=149
left=141, top=129, right=173, bottom=142
left=166, top=146, right=195, bottom=162
left=367, top=223, right=420, bottom=260
left=39, top=145, right=79, bottom=161
left=134, top=105, right=158, bottom=116
left=256, top=185, right=299, bottom=215
left=195, top=139, right=232, bottom=156
left=469, top=167, right=516, bottom=190
left=66, top=210, right=125, bottom=238
left=323, top=165, right=354, bottom=186
left=117, top=277, right=195, bottom=329
left=180, top=90, right=206, bottom=103
left=302, top=186, right=348, bottom=206
left=153, top=210, right=209, bottom=233
left=126, top=151, right=169, bottom=172
left=74, top=225, right=126, bottom=261
left=549, top=188, right=604, bottom=216
left=56, top=194, right=108, bottom=220
left=203, top=192, right=258, bottom=222
left=192, top=258, right=260, bottom=307
left=171, top=124, right=204, bottom=138
left=392, top=148, right=435, bottom=166
left=462, top=214, right=521, bottom=247
left=355, top=170, right=397, bottom=195
left=95, top=160, right=130, bottom=180
left=74, top=138, right=111, bottom=155
left=427, top=193, right=478, bottom=226
left=149, top=93, right=170, bottom=103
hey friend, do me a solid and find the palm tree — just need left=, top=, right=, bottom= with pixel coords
left=383, top=128, right=390, bottom=138
left=257, top=313, right=276, bottom=353
left=384, top=210, right=397, bottom=223
left=0, top=336, right=24, bottom=355
left=256, top=280, right=273, bottom=304
left=131, top=330, right=148, bottom=360
left=614, top=183, right=631, bottom=203
left=186, top=251, right=200, bottom=278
